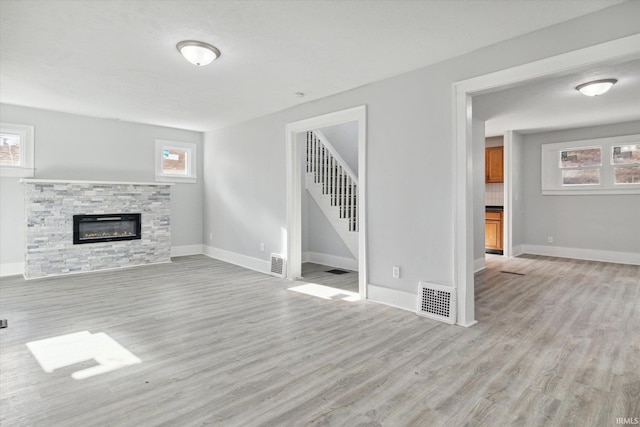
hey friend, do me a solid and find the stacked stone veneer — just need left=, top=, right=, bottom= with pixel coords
left=25, top=182, right=171, bottom=278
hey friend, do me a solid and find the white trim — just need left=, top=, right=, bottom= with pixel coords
left=503, top=131, right=513, bottom=258
left=203, top=245, right=271, bottom=275
left=473, top=258, right=486, bottom=273
left=285, top=105, right=367, bottom=299
left=0, top=262, right=24, bottom=277
left=367, top=284, right=415, bottom=312
left=541, top=188, right=640, bottom=196
left=1, top=167, right=35, bottom=178
left=0, top=123, right=35, bottom=178
left=512, top=245, right=525, bottom=257
left=20, top=178, right=174, bottom=186
left=305, top=251, right=358, bottom=271
left=453, top=33, right=640, bottom=328
left=521, top=244, right=640, bottom=266
left=171, top=244, right=204, bottom=257
left=155, top=139, right=197, bottom=183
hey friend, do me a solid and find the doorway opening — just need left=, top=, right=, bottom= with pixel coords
left=454, top=34, right=640, bottom=327
left=285, top=106, right=367, bottom=299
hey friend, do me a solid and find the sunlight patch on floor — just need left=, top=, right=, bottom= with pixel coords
left=26, top=331, right=141, bottom=380
left=288, top=283, right=360, bottom=302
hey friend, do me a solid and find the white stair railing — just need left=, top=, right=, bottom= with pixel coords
left=305, top=130, right=358, bottom=232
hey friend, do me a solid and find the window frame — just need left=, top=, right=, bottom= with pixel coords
left=541, top=134, right=640, bottom=195
left=155, top=139, right=197, bottom=183
left=0, top=122, right=35, bottom=178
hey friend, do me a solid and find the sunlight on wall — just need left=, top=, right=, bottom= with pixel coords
left=288, top=283, right=360, bottom=302
left=26, top=331, right=141, bottom=380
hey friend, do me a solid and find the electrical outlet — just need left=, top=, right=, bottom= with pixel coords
left=260, top=243, right=265, bottom=252
left=392, top=265, right=400, bottom=279
left=547, top=236, right=553, bottom=244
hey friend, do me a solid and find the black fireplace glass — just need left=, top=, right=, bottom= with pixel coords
left=73, top=213, right=142, bottom=244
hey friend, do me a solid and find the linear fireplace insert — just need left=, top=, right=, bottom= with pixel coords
left=73, top=213, right=142, bottom=244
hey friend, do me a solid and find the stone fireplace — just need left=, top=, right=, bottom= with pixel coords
left=22, top=179, right=173, bottom=279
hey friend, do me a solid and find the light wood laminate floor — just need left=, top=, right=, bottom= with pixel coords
left=301, top=263, right=358, bottom=293
left=1, top=254, right=638, bottom=426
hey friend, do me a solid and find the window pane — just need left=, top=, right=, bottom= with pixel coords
left=0, top=133, right=21, bottom=166
left=162, top=149, right=187, bottom=175
left=562, top=169, right=600, bottom=185
left=612, top=144, right=640, bottom=165
left=614, top=165, right=640, bottom=184
left=560, top=147, right=601, bottom=168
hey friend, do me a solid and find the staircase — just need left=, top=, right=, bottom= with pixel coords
left=305, top=130, right=358, bottom=258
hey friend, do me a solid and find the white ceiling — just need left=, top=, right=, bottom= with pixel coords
left=0, top=0, right=626, bottom=132
left=473, top=58, right=640, bottom=136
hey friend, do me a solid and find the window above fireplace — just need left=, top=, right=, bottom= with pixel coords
left=155, top=139, right=197, bottom=183
left=0, top=122, right=35, bottom=178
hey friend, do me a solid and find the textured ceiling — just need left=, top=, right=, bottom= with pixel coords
left=474, top=58, right=640, bottom=136
left=0, top=0, right=626, bottom=132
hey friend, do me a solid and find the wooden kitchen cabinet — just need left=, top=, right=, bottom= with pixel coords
left=485, top=146, right=504, bottom=183
left=485, top=210, right=503, bottom=252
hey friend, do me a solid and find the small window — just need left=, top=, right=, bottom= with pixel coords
left=155, top=140, right=197, bottom=183
left=541, top=135, right=640, bottom=195
left=559, top=146, right=601, bottom=186
left=612, top=144, right=640, bottom=184
left=0, top=123, right=35, bottom=177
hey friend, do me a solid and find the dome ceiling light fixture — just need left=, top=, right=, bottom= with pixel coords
left=575, top=78, right=617, bottom=97
left=176, top=40, right=220, bottom=66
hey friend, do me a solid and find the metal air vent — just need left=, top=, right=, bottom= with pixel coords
left=417, top=282, right=456, bottom=324
left=270, top=253, right=285, bottom=278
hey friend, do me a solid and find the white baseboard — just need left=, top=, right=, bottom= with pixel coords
left=367, top=284, right=416, bottom=313
left=521, top=244, right=640, bottom=266
left=171, top=244, right=204, bottom=257
left=473, top=257, right=486, bottom=273
left=203, top=245, right=271, bottom=275
left=0, top=262, right=24, bottom=277
left=304, top=251, right=358, bottom=271
left=512, top=245, right=525, bottom=257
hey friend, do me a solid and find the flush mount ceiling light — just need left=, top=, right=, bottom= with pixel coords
left=575, top=79, right=617, bottom=97
left=176, top=40, right=220, bottom=66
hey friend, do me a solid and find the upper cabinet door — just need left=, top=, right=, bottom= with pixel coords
left=486, top=146, right=504, bottom=183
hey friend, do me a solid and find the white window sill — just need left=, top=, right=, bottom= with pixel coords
left=1, top=167, right=35, bottom=178
left=542, top=187, right=640, bottom=196
left=155, top=175, right=197, bottom=184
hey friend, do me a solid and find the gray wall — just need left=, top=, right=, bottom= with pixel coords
left=203, top=1, right=640, bottom=294
left=0, top=104, right=203, bottom=267
left=303, top=195, right=353, bottom=259
left=521, top=121, right=640, bottom=253
left=319, top=121, right=358, bottom=174
left=472, top=117, right=486, bottom=264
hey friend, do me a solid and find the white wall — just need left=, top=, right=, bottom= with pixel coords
left=521, top=121, right=640, bottom=256
left=319, top=121, right=358, bottom=174
left=0, top=104, right=203, bottom=272
left=203, top=2, right=640, bottom=301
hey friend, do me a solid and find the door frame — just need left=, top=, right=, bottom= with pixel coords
left=285, top=105, right=368, bottom=298
left=453, top=34, right=640, bottom=327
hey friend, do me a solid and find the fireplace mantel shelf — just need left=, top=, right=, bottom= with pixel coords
left=20, top=179, right=174, bottom=186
